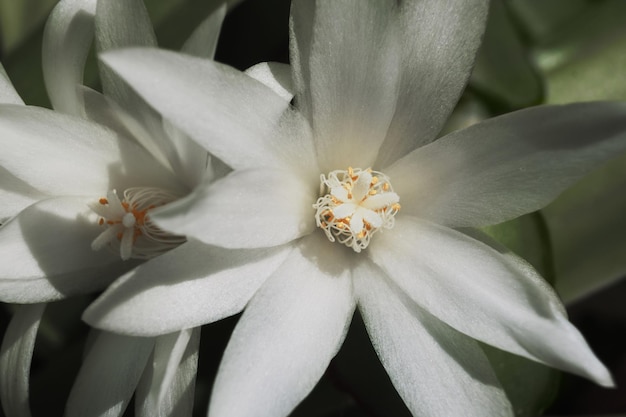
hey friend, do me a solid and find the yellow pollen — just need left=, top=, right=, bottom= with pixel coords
left=313, top=167, right=400, bottom=253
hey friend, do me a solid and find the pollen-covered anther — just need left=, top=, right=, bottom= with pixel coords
left=313, top=167, right=400, bottom=253
left=90, top=187, right=185, bottom=260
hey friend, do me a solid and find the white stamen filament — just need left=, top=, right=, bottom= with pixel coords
left=313, top=167, right=400, bottom=252
left=90, top=187, right=185, bottom=260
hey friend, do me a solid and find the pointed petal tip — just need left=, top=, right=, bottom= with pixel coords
left=589, top=362, right=615, bottom=388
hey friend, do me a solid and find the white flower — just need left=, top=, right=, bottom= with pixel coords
left=84, top=1, right=626, bottom=416
left=0, top=1, right=261, bottom=416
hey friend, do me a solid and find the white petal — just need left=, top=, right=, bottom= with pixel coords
left=161, top=119, right=211, bottom=189
left=389, top=102, right=626, bottom=227
left=94, top=0, right=185, bottom=176
left=83, top=240, right=291, bottom=336
left=81, top=86, right=175, bottom=174
left=152, top=168, right=315, bottom=249
left=181, top=4, right=226, bottom=58
left=135, top=328, right=200, bottom=417
left=95, top=0, right=157, bottom=106
left=100, top=48, right=318, bottom=175
left=375, top=0, right=490, bottom=168
left=369, top=216, right=613, bottom=386
left=0, top=63, right=24, bottom=105
left=290, top=0, right=401, bottom=172
left=208, top=233, right=356, bottom=417
left=65, top=331, right=154, bottom=417
left=354, top=262, right=512, bottom=416
left=245, top=62, right=294, bottom=102
left=0, top=303, right=46, bottom=417
left=0, top=169, right=45, bottom=222
left=0, top=104, right=182, bottom=196
left=0, top=197, right=136, bottom=303
left=42, top=0, right=96, bottom=116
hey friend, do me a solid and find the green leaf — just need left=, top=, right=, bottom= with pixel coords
left=481, top=344, right=560, bottom=417
left=506, top=0, right=588, bottom=43
left=543, top=153, right=626, bottom=303
left=470, top=0, right=542, bottom=110
left=534, top=0, right=626, bottom=103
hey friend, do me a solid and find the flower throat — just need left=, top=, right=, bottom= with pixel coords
left=90, top=187, right=185, bottom=260
left=313, top=167, right=400, bottom=252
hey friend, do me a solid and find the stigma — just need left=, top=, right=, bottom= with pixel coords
left=313, top=167, right=400, bottom=252
left=90, top=187, right=185, bottom=260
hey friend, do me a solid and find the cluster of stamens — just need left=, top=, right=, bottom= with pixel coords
left=90, top=187, right=185, bottom=260
left=313, top=167, right=400, bottom=252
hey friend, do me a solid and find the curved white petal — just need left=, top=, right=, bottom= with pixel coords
left=245, top=62, right=294, bottom=102
left=368, top=216, right=612, bottom=386
left=375, top=0, right=490, bottom=167
left=153, top=168, right=316, bottom=249
left=0, top=197, right=136, bottom=303
left=0, top=104, right=182, bottom=196
left=0, top=63, right=23, bottom=105
left=42, top=0, right=96, bottom=116
left=208, top=233, right=356, bottom=417
left=82, top=86, right=206, bottom=191
left=135, top=328, right=200, bottom=417
left=95, top=0, right=156, bottom=105
left=80, top=86, right=175, bottom=173
left=83, top=240, right=291, bottom=336
left=290, top=0, right=401, bottom=172
left=0, top=169, right=45, bottom=222
left=181, top=4, right=226, bottom=58
left=0, top=303, right=46, bottom=417
left=390, top=102, right=626, bottom=227
left=65, top=332, right=154, bottom=417
left=161, top=119, right=212, bottom=189
left=100, top=48, right=318, bottom=174
left=94, top=0, right=185, bottom=179
left=354, top=262, right=512, bottom=416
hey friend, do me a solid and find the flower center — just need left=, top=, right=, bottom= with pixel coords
left=313, top=167, right=400, bottom=253
left=90, top=187, right=185, bottom=260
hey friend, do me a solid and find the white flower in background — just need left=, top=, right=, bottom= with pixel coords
left=83, top=0, right=626, bottom=416
left=0, top=0, right=279, bottom=416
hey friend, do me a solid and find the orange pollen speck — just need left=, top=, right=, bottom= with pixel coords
left=99, top=198, right=108, bottom=205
